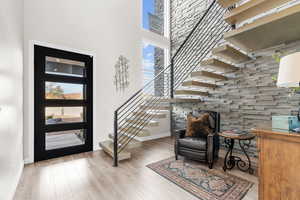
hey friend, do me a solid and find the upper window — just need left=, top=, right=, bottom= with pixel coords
left=143, top=0, right=165, bottom=36
left=142, top=43, right=165, bottom=95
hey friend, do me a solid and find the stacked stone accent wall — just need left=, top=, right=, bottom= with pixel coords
left=170, top=0, right=300, bottom=156
left=172, top=42, right=300, bottom=157
left=170, top=0, right=211, bottom=54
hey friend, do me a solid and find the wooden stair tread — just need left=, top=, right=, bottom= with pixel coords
left=217, top=0, right=240, bottom=8
left=126, top=119, right=159, bottom=127
left=109, top=133, right=137, bottom=141
left=139, top=105, right=170, bottom=110
left=182, top=80, right=217, bottom=88
left=212, top=45, right=251, bottom=63
left=119, top=125, right=149, bottom=132
left=119, top=126, right=151, bottom=137
left=191, top=71, right=228, bottom=81
left=224, top=4, right=300, bottom=52
left=108, top=134, right=142, bottom=149
left=175, top=90, right=209, bottom=96
left=200, top=58, right=238, bottom=72
left=119, top=125, right=143, bottom=132
left=133, top=111, right=167, bottom=119
left=224, top=0, right=291, bottom=25
left=99, top=140, right=131, bottom=161
left=157, top=98, right=201, bottom=103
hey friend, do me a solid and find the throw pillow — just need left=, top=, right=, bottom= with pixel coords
left=186, top=113, right=213, bottom=137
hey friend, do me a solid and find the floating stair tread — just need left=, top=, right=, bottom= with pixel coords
left=119, top=125, right=150, bottom=134
left=212, top=45, right=251, bottom=63
left=108, top=134, right=142, bottom=149
left=119, top=125, right=143, bottom=131
left=217, top=0, right=240, bottom=8
left=175, top=90, right=209, bottom=96
left=200, top=58, right=238, bottom=72
left=171, top=98, right=201, bottom=103
left=133, top=111, right=167, bottom=119
left=126, top=119, right=159, bottom=127
left=139, top=105, right=170, bottom=110
left=124, top=131, right=151, bottom=137
left=224, top=4, right=300, bottom=52
left=109, top=133, right=138, bottom=142
left=157, top=98, right=201, bottom=103
left=224, top=0, right=290, bottom=25
left=119, top=127, right=151, bottom=137
left=182, top=80, right=217, bottom=88
left=99, top=140, right=131, bottom=161
left=191, top=71, right=228, bottom=81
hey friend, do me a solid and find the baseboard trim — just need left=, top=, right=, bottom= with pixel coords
left=9, top=161, right=24, bottom=200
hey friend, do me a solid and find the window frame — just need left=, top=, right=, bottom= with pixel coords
left=141, top=0, right=170, bottom=39
left=34, top=45, right=93, bottom=162
left=141, top=0, right=171, bottom=88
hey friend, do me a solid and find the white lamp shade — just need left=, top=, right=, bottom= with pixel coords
left=277, top=52, right=300, bottom=88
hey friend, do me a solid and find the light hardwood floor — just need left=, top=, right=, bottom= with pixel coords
left=14, top=137, right=258, bottom=200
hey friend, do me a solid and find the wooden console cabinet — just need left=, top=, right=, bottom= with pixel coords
left=252, top=128, right=300, bottom=200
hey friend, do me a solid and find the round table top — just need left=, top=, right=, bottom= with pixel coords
left=219, top=132, right=256, bottom=140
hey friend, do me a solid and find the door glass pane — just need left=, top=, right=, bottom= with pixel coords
left=143, top=0, right=165, bottom=36
left=45, top=56, right=85, bottom=77
left=45, top=107, right=84, bottom=124
left=46, top=129, right=86, bottom=150
left=45, top=82, right=84, bottom=100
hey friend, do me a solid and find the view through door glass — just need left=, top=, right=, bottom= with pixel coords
left=34, top=45, right=93, bottom=162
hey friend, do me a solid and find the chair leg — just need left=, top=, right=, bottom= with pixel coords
left=174, top=144, right=178, bottom=160
left=209, top=162, right=213, bottom=169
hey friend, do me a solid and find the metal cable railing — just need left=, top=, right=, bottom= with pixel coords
left=113, top=0, right=231, bottom=166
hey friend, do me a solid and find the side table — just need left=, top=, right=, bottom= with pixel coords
left=219, top=132, right=255, bottom=174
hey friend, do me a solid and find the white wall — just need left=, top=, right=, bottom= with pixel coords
left=24, top=0, right=170, bottom=163
left=0, top=0, right=24, bottom=199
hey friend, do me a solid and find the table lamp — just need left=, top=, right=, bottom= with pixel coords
left=277, top=52, right=300, bottom=88
left=277, top=52, right=300, bottom=128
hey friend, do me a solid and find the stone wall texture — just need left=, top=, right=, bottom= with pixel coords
left=170, top=0, right=212, bottom=54
left=170, top=0, right=300, bottom=157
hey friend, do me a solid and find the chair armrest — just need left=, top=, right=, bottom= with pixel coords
left=175, top=129, right=186, bottom=139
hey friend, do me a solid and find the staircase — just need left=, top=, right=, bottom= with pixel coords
left=100, top=0, right=300, bottom=166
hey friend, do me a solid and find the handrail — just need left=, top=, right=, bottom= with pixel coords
left=113, top=0, right=230, bottom=166
left=116, top=0, right=217, bottom=112
left=115, top=64, right=171, bottom=112
left=172, top=0, right=216, bottom=59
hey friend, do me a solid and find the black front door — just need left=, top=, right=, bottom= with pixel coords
left=34, top=45, right=93, bottom=162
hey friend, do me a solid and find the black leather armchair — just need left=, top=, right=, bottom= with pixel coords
left=174, top=110, right=220, bottom=169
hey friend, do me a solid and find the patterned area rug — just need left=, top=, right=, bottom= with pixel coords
left=147, top=157, right=253, bottom=200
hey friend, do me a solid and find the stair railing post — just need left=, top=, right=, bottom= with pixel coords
left=113, top=110, right=118, bottom=167
left=170, top=59, right=174, bottom=98
left=170, top=59, right=174, bottom=136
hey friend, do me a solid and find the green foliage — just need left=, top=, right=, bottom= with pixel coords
left=271, top=75, right=277, bottom=81
left=272, top=53, right=282, bottom=63
left=291, top=87, right=300, bottom=93
left=46, top=115, right=54, bottom=120
left=46, top=83, right=65, bottom=98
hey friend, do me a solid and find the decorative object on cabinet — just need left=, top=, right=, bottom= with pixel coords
left=277, top=52, right=300, bottom=88
left=276, top=52, right=300, bottom=132
left=272, top=115, right=300, bottom=131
